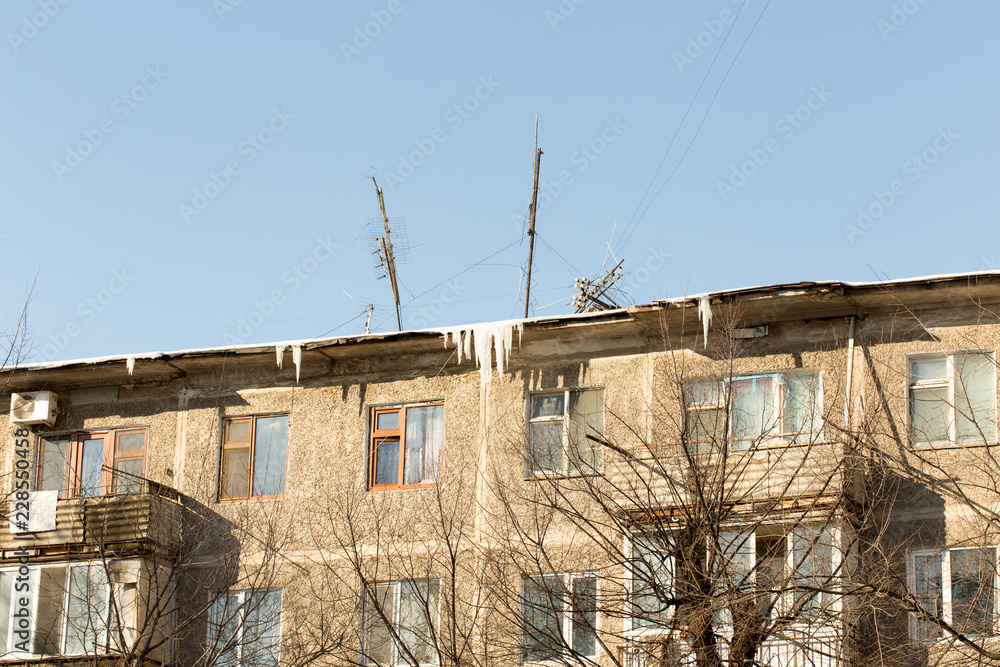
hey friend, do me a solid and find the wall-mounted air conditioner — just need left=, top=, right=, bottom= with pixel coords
left=10, top=391, right=58, bottom=426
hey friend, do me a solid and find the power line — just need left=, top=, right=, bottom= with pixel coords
left=616, top=0, right=773, bottom=254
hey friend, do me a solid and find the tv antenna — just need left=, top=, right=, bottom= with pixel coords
left=572, top=259, right=624, bottom=313
left=368, top=177, right=407, bottom=331
left=523, top=117, right=543, bottom=319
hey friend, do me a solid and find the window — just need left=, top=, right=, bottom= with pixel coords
left=369, top=403, right=443, bottom=490
left=363, top=579, right=440, bottom=666
left=908, top=353, right=996, bottom=446
left=220, top=415, right=288, bottom=500
left=36, top=428, right=147, bottom=498
left=527, top=389, right=604, bottom=475
left=523, top=574, right=598, bottom=662
left=685, top=372, right=821, bottom=451
left=630, top=534, right=675, bottom=631
left=630, top=524, right=839, bottom=632
left=209, top=589, right=283, bottom=667
left=909, top=547, right=996, bottom=644
left=0, top=561, right=136, bottom=659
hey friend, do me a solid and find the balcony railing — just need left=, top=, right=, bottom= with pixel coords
left=0, top=467, right=183, bottom=558
left=620, top=633, right=842, bottom=667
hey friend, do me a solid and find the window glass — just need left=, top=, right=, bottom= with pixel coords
left=376, top=411, right=399, bottom=431
left=911, top=386, right=950, bottom=443
left=569, top=390, right=603, bottom=473
left=252, top=416, right=288, bottom=497
left=227, top=421, right=250, bottom=443
left=632, top=535, right=673, bottom=629
left=365, top=581, right=439, bottom=666
left=912, top=552, right=943, bottom=643
left=242, top=590, right=282, bottom=667
left=791, top=525, right=835, bottom=619
left=951, top=548, right=994, bottom=635
left=223, top=448, right=250, bottom=499
left=531, top=394, right=564, bottom=419
left=115, top=432, right=144, bottom=451
left=731, top=377, right=778, bottom=443
left=38, top=437, right=70, bottom=497
left=784, top=374, right=821, bottom=435
left=79, top=437, right=106, bottom=497
left=33, top=566, right=64, bottom=655
left=912, top=358, right=948, bottom=382
left=365, top=584, right=395, bottom=665
left=524, top=576, right=564, bottom=662
left=0, top=571, right=12, bottom=655
left=398, top=580, right=439, bottom=665
left=64, top=564, right=109, bottom=655
left=756, top=535, right=785, bottom=619
left=955, top=353, right=996, bottom=443
left=688, top=408, right=725, bottom=448
left=374, top=438, right=400, bottom=486
left=403, top=405, right=444, bottom=485
left=114, top=459, right=144, bottom=494
left=211, top=592, right=243, bottom=667
left=571, top=577, right=597, bottom=657
left=687, top=380, right=722, bottom=406
left=528, top=422, right=564, bottom=473
left=715, top=528, right=754, bottom=627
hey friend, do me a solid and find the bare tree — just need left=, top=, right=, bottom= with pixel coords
left=483, top=302, right=859, bottom=667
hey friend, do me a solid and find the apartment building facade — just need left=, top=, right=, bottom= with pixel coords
left=0, top=273, right=998, bottom=666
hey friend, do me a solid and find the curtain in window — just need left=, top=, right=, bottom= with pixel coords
left=252, top=416, right=288, bottom=496
left=64, top=564, right=109, bottom=656
left=569, top=389, right=604, bottom=473
left=398, top=580, right=439, bottom=665
left=38, top=437, right=70, bottom=498
left=731, top=377, right=778, bottom=444
left=403, top=405, right=444, bottom=485
left=364, top=584, right=395, bottom=666
left=784, top=374, right=821, bottom=436
left=955, top=353, right=996, bottom=444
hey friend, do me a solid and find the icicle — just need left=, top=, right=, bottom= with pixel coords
left=291, top=345, right=302, bottom=383
left=275, top=345, right=286, bottom=369
left=698, top=296, right=713, bottom=348
left=441, top=320, right=524, bottom=386
left=463, top=328, right=473, bottom=363
left=126, top=356, right=135, bottom=375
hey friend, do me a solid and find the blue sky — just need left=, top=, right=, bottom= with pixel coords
left=2, top=1, right=997, bottom=363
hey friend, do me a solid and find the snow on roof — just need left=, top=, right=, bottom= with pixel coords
left=10, top=271, right=1000, bottom=374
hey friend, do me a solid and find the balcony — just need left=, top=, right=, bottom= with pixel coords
left=0, top=467, right=184, bottom=561
left=620, top=632, right=842, bottom=667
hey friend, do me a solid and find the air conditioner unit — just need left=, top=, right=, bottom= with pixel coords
left=10, top=391, right=58, bottom=426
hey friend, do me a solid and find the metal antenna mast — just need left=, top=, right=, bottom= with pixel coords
left=523, top=117, right=543, bottom=319
left=372, top=177, right=402, bottom=331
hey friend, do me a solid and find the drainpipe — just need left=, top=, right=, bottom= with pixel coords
left=844, top=316, right=856, bottom=429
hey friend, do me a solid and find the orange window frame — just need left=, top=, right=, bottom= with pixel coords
left=36, top=428, right=147, bottom=498
left=219, top=414, right=289, bottom=501
left=368, top=403, right=443, bottom=491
